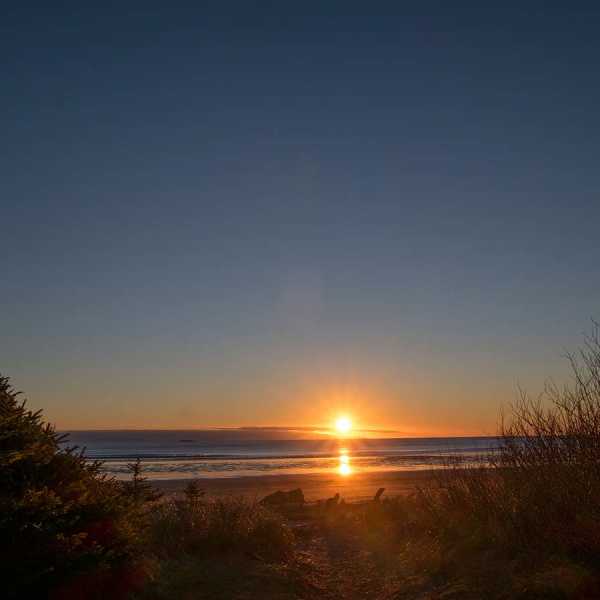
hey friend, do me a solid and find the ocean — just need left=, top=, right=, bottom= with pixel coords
left=64, top=430, right=499, bottom=480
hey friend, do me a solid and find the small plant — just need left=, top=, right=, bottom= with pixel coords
left=123, top=458, right=162, bottom=505
left=183, top=479, right=204, bottom=508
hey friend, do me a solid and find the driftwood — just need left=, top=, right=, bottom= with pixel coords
left=325, top=493, right=340, bottom=509
left=260, top=488, right=305, bottom=506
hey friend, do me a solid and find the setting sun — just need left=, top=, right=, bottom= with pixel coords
left=334, top=415, right=352, bottom=435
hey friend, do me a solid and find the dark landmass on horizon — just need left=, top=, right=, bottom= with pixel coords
left=60, top=427, right=492, bottom=440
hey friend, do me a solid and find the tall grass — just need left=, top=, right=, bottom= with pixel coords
left=410, top=323, right=600, bottom=583
left=147, top=482, right=294, bottom=562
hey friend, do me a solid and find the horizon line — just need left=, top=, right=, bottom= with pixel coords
left=57, top=426, right=496, bottom=438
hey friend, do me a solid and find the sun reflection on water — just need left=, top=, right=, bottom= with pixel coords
left=338, top=448, right=352, bottom=476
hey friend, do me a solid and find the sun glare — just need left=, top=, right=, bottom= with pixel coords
left=334, top=415, right=352, bottom=435
left=338, top=449, right=352, bottom=476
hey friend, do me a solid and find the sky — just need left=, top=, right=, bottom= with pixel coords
left=2, top=2, right=600, bottom=434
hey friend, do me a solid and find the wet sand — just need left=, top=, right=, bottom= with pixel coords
left=152, top=469, right=437, bottom=502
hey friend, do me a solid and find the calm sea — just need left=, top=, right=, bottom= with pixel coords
left=63, top=431, right=499, bottom=480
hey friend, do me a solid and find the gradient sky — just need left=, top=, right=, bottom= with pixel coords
left=2, top=2, right=600, bottom=434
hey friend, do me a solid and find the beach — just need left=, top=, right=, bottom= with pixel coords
left=152, top=469, right=436, bottom=502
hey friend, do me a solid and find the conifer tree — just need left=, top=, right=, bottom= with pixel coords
left=124, top=457, right=162, bottom=504
left=0, top=374, right=148, bottom=598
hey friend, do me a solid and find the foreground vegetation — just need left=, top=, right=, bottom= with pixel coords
left=3, top=325, right=600, bottom=598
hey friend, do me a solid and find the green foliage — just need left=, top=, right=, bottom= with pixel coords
left=123, top=458, right=162, bottom=505
left=0, top=375, right=150, bottom=598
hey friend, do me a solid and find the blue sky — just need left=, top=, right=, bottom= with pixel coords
left=2, top=2, right=600, bottom=432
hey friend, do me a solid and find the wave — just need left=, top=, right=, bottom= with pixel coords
left=87, top=446, right=497, bottom=461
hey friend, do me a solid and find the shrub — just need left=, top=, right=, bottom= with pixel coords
left=0, top=375, right=150, bottom=599
left=147, top=488, right=294, bottom=562
left=123, top=458, right=163, bottom=505
left=412, top=322, right=600, bottom=565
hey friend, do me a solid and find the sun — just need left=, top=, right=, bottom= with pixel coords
left=334, top=415, right=352, bottom=435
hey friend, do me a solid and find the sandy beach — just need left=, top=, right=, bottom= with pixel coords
left=152, top=469, right=436, bottom=502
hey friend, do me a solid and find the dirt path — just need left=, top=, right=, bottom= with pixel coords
left=289, top=522, right=409, bottom=600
